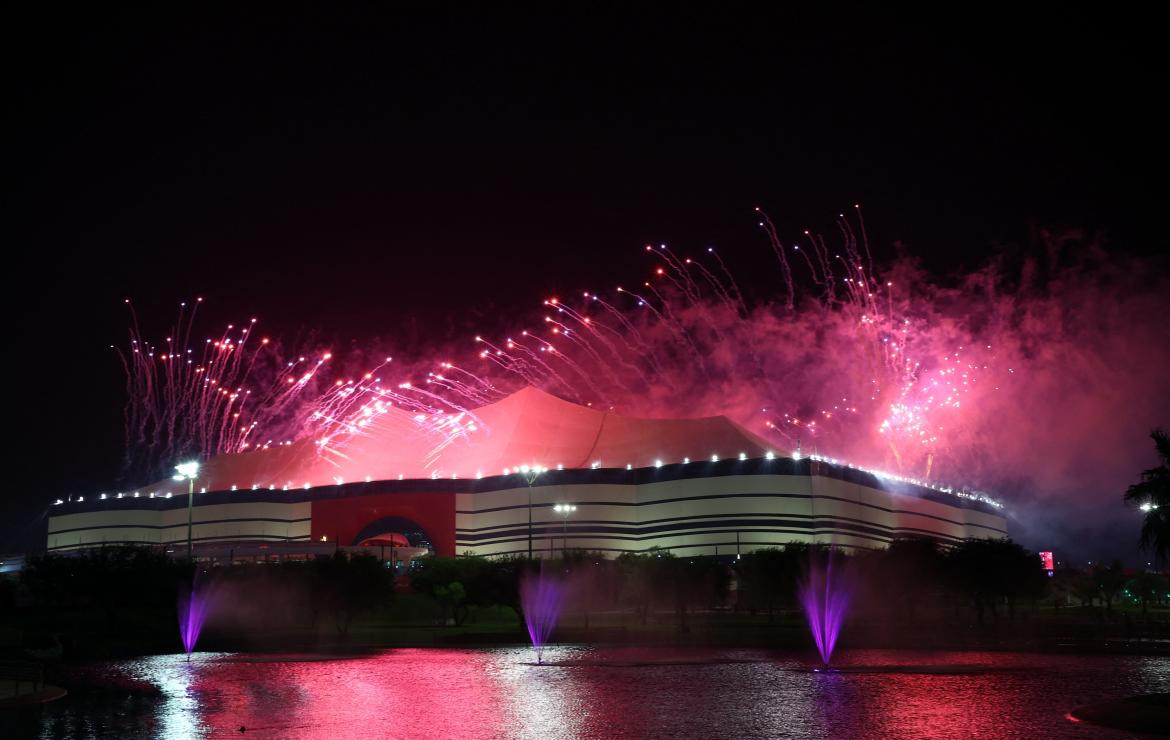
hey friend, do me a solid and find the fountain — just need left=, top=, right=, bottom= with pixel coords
left=798, top=555, right=849, bottom=669
left=178, top=584, right=210, bottom=661
left=520, top=569, right=563, bottom=664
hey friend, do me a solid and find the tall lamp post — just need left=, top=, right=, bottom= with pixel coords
left=173, top=461, right=200, bottom=560
left=520, top=465, right=545, bottom=559
left=553, top=503, right=576, bottom=557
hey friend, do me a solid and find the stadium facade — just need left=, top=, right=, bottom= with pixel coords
left=47, top=388, right=1007, bottom=557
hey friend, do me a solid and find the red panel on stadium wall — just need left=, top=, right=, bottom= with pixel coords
left=311, top=491, right=456, bottom=556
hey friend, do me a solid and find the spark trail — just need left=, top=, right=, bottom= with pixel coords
left=116, top=208, right=1170, bottom=505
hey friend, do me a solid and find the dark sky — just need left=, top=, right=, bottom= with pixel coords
left=4, top=4, right=1163, bottom=555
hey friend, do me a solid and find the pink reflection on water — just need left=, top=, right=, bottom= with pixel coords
left=69, top=648, right=1167, bottom=739
left=186, top=650, right=508, bottom=738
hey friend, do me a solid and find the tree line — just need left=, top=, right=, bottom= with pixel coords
left=3, top=536, right=1165, bottom=659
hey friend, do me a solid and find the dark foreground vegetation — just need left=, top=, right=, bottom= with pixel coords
left=1, top=539, right=1168, bottom=662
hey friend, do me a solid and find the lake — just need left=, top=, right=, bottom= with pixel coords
left=19, top=647, right=1170, bottom=738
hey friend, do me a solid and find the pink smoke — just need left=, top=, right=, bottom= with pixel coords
left=122, top=220, right=1170, bottom=560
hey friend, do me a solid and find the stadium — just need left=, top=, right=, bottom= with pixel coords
left=46, top=387, right=1007, bottom=561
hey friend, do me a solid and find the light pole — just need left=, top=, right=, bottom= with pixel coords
left=520, top=465, right=544, bottom=559
left=553, top=503, right=576, bottom=557
left=173, top=461, right=200, bottom=560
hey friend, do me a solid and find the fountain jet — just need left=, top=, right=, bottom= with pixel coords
left=798, top=554, right=850, bottom=668
left=178, top=584, right=210, bottom=660
left=520, top=568, right=563, bottom=664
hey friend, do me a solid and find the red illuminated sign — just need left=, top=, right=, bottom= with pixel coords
left=1039, top=551, right=1054, bottom=571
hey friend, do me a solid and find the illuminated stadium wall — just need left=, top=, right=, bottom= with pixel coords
left=46, top=458, right=1006, bottom=556
left=46, top=388, right=1006, bottom=555
left=453, top=460, right=1006, bottom=556
left=47, top=500, right=314, bottom=553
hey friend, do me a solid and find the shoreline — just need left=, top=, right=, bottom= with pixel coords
left=20, top=634, right=1170, bottom=665
left=0, top=685, right=68, bottom=708
left=1069, top=693, right=1170, bottom=735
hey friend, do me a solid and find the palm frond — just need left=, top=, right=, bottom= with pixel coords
left=1126, top=428, right=1170, bottom=566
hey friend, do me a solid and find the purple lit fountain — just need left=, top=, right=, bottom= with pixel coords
left=520, top=571, right=563, bottom=664
left=178, top=585, right=210, bottom=661
left=798, top=556, right=850, bottom=668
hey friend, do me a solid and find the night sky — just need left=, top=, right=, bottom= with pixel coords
left=5, top=5, right=1164, bottom=558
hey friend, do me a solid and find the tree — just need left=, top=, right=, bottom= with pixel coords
left=310, top=551, right=394, bottom=634
left=734, top=545, right=806, bottom=620
left=1093, top=560, right=1127, bottom=614
left=1123, top=429, right=1170, bottom=566
left=480, top=555, right=527, bottom=624
left=946, top=538, right=1045, bottom=623
left=22, top=546, right=186, bottom=626
left=615, top=549, right=674, bottom=625
left=1003, top=547, right=1050, bottom=617
left=875, top=537, right=947, bottom=623
left=1066, top=571, right=1100, bottom=608
left=433, top=582, right=467, bottom=624
left=411, top=554, right=523, bottom=626
left=663, top=557, right=729, bottom=632
left=1125, top=572, right=1166, bottom=617
left=561, top=551, right=611, bottom=632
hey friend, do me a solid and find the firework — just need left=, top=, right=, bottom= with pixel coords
left=114, top=299, right=329, bottom=479
left=117, top=208, right=1170, bottom=504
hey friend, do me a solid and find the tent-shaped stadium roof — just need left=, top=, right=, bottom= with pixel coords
left=150, top=386, right=781, bottom=493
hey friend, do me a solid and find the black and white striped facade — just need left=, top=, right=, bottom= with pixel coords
left=47, top=457, right=1007, bottom=557
left=456, top=457, right=1006, bottom=556
left=46, top=500, right=313, bottom=553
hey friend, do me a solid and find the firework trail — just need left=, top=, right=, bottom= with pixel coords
left=114, top=299, right=330, bottom=480
left=456, top=209, right=1169, bottom=491
left=117, top=209, right=1170, bottom=503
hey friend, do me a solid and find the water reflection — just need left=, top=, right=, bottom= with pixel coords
left=30, top=648, right=1170, bottom=739
left=127, top=655, right=210, bottom=739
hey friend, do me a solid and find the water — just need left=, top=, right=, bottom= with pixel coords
left=798, top=558, right=850, bottom=666
left=21, top=648, right=1170, bottom=738
left=520, top=572, right=563, bottom=664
